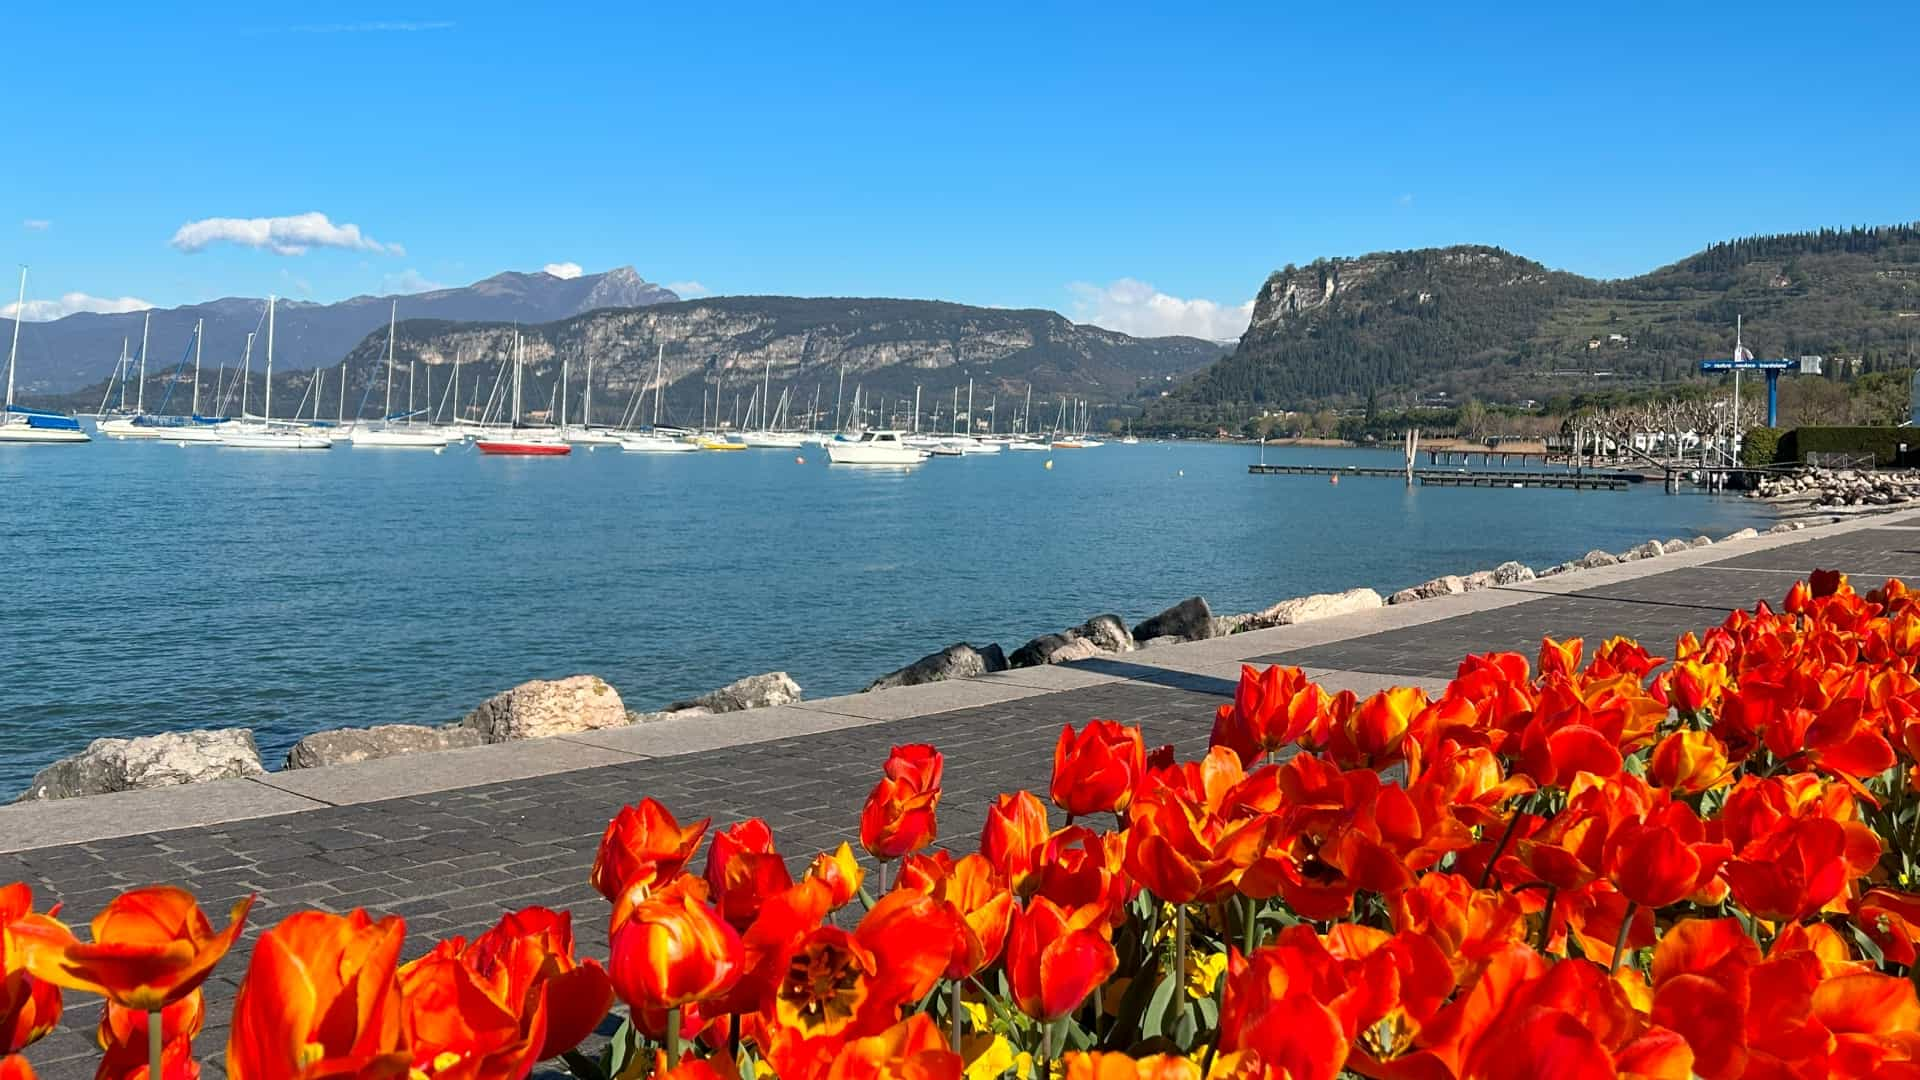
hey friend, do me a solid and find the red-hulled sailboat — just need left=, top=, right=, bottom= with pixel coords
left=476, top=332, right=573, bottom=456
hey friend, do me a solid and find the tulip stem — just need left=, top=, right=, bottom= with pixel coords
left=949, top=980, right=963, bottom=1052
left=1174, top=903, right=1189, bottom=1032
left=1536, top=886, right=1557, bottom=951
left=1608, top=903, right=1637, bottom=973
left=1478, top=802, right=1527, bottom=889
left=148, top=1009, right=162, bottom=1080
left=665, top=1006, right=682, bottom=1063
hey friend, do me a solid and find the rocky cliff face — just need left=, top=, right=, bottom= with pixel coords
left=1245, top=247, right=1554, bottom=334
left=340, top=297, right=1223, bottom=421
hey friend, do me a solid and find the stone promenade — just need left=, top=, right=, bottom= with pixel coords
left=4, top=510, right=1916, bottom=1079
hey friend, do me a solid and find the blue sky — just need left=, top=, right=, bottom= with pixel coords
left=5, top=1, right=1915, bottom=338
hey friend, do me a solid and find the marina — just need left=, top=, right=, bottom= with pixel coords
left=1248, top=462, right=1643, bottom=489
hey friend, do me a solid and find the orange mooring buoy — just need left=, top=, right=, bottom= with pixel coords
left=1329, top=474, right=1340, bottom=486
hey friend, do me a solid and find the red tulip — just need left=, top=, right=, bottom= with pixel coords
left=1005, top=897, right=1116, bottom=1021
left=705, top=819, right=794, bottom=931
left=12, top=887, right=252, bottom=1012
left=226, top=909, right=410, bottom=1080
left=1061, top=1054, right=1202, bottom=1080
left=398, top=944, right=545, bottom=1080
left=460, top=907, right=614, bottom=1061
left=1722, top=816, right=1854, bottom=923
left=979, top=791, right=1049, bottom=891
left=895, top=853, right=1012, bottom=979
left=1049, top=721, right=1145, bottom=817
left=0, top=1057, right=33, bottom=1080
left=591, top=798, right=710, bottom=903
left=860, top=746, right=943, bottom=861
left=608, top=886, right=743, bottom=1013
left=823, top=1014, right=961, bottom=1080
left=0, top=884, right=62, bottom=1055
left=1647, top=729, right=1733, bottom=794
left=1604, top=801, right=1729, bottom=909
left=96, top=990, right=204, bottom=1080
left=1210, top=665, right=1325, bottom=763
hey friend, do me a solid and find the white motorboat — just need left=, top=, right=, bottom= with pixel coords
left=1008, top=438, right=1050, bottom=451
left=826, top=429, right=928, bottom=465
left=0, top=269, right=90, bottom=443
left=949, top=437, right=1002, bottom=455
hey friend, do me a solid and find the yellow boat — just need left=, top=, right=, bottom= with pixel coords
left=700, top=438, right=748, bottom=451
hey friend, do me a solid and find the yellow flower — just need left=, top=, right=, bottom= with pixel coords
left=962, top=1000, right=994, bottom=1032
left=1185, top=950, right=1227, bottom=1000
left=965, top=1034, right=1016, bottom=1080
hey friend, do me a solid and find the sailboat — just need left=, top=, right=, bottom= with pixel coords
left=476, top=333, right=571, bottom=455
left=1120, top=419, right=1140, bottom=445
left=352, top=302, right=447, bottom=448
left=564, top=352, right=623, bottom=445
left=620, top=344, right=698, bottom=452
left=220, top=297, right=331, bottom=449
left=0, top=267, right=90, bottom=443
left=739, top=357, right=804, bottom=448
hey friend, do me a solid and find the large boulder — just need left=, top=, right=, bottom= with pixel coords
left=1238, top=588, right=1384, bottom=630
left=1723, top=528, right=1760, bottom=542
left=1067, top=614, right=1135, bottom=654
left=866, top=643, right=1008, bottom=691
left=1492, top=561, right=1535, bottom=585
left=1690, top=536, right=1714, bottom=548
left=666, top=672, right=802, bottom=714
left=1388, top=575, right=1466, bottom=605
left=1578, top=550, right=1620, bottom=568
left=285, top=724, right=484, bottom=770
left=1620, top=540, right=1665, bottom=561
left=1131, top=597, right=1215, bottom=643
left=461, top=675, right=628, bottom=742
left=1461, top=570, right=1498, bottom=591
left=19, top=729, right=265, bottom=802
left=1009, top=634, right=1104, bottom=668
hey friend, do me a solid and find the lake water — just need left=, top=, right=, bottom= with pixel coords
left=0, top=438, right=1772, bottom=791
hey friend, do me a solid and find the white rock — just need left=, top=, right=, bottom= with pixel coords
left=285, top=724, right=483, bottom=769
left=20, top=729, right=265, bottom=801
left=666, top=672, right=802, bottom=714
left=1492, top=561, right=1536, bottom=585
left=1236, top=587, right=1383, bottom=630
left=461, top=674, right=629, bottom=742
left=1723, top=528, right=1760, bottom=541
left=1461, top=570, right=1498, bottom=591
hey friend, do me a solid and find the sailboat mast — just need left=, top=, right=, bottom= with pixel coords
left=834, top=364, right=846, bottom=429
left=761, top=356, right=771, bottom=432
left=809, top=383, right=819, bottom=431
left=512, top=332, right=523, bottom=425
left=192, top=318, right=203, bottom=415
left=264, top=296, right=276, bottom=422
left=385, top=301, right=396, bottom=421
left=966, top=378, right=974, bottom=437
left=136, top=312, right=150, bottom=413
left=585, top=353, right=593, bottom=428
left=561, top=356, right=569, bottom=428
left=409, top=358, right=417, bottom=420
left=240, top=332, right=254, bottom=418
left=652, top=343, right=664, bottom=426
left=1024, top=384, right=1032, bottom=434
left=4, top=266, right=23, bottom=408
left=338, top=360, right=347, bottom=423
left=913, top=385, right=921, bottom=433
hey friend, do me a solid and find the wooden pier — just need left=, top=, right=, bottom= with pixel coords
left=1423, top=448, right=1549, bottom=467
left=1248, top=463, right=1638, bottom=491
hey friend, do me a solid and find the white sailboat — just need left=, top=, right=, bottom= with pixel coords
left=352, top=302, right=447, bottom=448
left=99, top=318, right=227, bottom=442
left=476, top=332, right=571, bottom=455
left=220, top=297, right=330, bottom=449
left=0, top=267, right=90, bottom=443
left=565, top=352, right=623, bottom=444
left=620, top=344, right=697, bottom=452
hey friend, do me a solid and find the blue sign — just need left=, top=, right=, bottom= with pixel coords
left=1699, top=359, right=1795, bottom=372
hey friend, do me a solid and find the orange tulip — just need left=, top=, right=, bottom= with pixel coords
left=860, top=746, right=944, bottom=861
left=226, top=909, right=410, bottom=1080
left=13, top=887, right=252, bottom=1012
left=608, top=887, right=742, bottom=1013
left=398, top=944, right=544, bottom=1080
left=1537, top=636, right=1584, bottom=681
left=1210, top=665, right=1325, bottom=763
left=1665, top=659, right=1728, bottom=715
left=979, top=791, right=1049, bottom=891
left=1722, top=816, right=1854, bottom=923
left=458, top=907, right=613, bottom=1061
left=1215, top=935, right=1348, bottom=1080
left=705, top=819, right=794, bottom=931
left=97, top=990, right=204, bottom=1080
left=1062, top=1054, right=1202, bottom=1080
left=1648, top=729, right=1733, bottom=794
left=0, top=884, right=62, bottom=1055
left=591, top=798, right=710, bottom=903
left=1005, top=897, right=1117, bottom=1021
left=1050, top=721, right=1145, bottom=817
left=804, top=843, right=866, bottom=910
left=1324, top=686, right=1427, bottom=770
left=895, top=853, right=1012, bottom=979
left=771, top=925, right=877, bottom=1039
left=1604, top=801, right=1730, bottom=909
left=1854, top=887, right=1920, bottom=967
left=823, top=1014, right=961, bottom=1080
left=1, top=1054, right=34, bottom=1080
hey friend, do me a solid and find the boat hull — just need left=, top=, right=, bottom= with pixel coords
left=351, top=428, right=449, bottom=449
left=619, top=436, right=698, bottom=453
left=0, top=424, right=90, bottom=443
left=477, top=440, right=572, bottom=456
left=219, top=432, right=332, bottom=449
left=826, top=446, right=927, bottom=465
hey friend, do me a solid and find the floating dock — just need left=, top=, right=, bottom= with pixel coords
left=1248, top=463, right=1638, bottom=490
left=1423, top=448, right=1550, bottom=467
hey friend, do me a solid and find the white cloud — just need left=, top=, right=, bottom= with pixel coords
left=21, top=219, right=50, bottom=231
left=1067, top=278, right=1253, bottom=342
left=542, top=262, right=584, bottom=280
left=385, top=269, right=448, bottom=294
left=667, top=280, right=711, bottom=298
left=171, top=211, right=398, bottom=256
left=3, top=292, right=155, bottom=322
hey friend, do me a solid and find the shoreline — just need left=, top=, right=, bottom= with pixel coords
left=9, top=503, right=1849, bottom=803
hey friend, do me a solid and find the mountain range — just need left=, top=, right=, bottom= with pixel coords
left=3, top=267, right=679, bottom=394
left=1148, top=224, right=1920, bottom=425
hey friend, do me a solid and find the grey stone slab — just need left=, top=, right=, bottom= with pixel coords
left=560, top=705, right=880, bottom=757
left=1306, top=668, right=1455, bottom=698
left=0, top=779, right=324, bottom=854
left=976, top=665, right=1129, bottom=691
left=791, top=678, right=1053, bottom=721
left=253, top=737, right=643, bottom=806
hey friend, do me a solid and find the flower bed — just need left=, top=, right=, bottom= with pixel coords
left=4, top=571, right=1920, bottom=1080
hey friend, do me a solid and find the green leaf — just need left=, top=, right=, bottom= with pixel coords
left=1141, top=974, right=1179, bottom=1039
left=562, top=1050, right=608, bottom=1080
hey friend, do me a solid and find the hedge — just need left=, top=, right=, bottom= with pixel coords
left=1778, top=426, right=1918, bottom=467
left=1741, top=426, right=1783, bottom=467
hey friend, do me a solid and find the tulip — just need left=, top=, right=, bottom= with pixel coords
left=1050, top=721, right=1145, bottom=818
left=1647, top=729, right=1733, bottom=794
left=1723, top=816, right=1853, bottom=923
left=0, top=884, right=63, bottom=1055
left=459, top=907, right=614, bottom=1062
left=1062, top=1054, right=1205, bottom=1080
left=1854, top=888, right=1920, bottom=967
left=772, top=925, right=877, bottom=1039
left=608, top=888, right=742, bottom=1017
left=1604, top=802, right=1729, bottom=910
left=591, top=798, right=710, bottom=903
left=1324, top=686, right=1427, bottom=770
left=861, top=747, right=944, bottom=862
left=978, top=792, right=1049, bottom=891
left=894, top=855, right=1010, bottom=980
left=1005, top=897, right=1116, bottom=1022
left=398, top=945, right=544, bottom=1080
left=705, top=819, right=794, bottom=931
left=1537, top=636, right=1584, bottom=680
left=1665, top=660, right=1727, bottom=715
left=805, top=843, right=867, bottom=910
left=12, top=887, right=251, bottom=1014
left=227, top=909, right=410, bottom=1080
left=96, top=991, right=204, bottom=1080
left=1, top=1055, right=34, bottom=1080
left=1210, top=665, right=1325, bottom=763
left=825, top=1014, right=962, bottom=1080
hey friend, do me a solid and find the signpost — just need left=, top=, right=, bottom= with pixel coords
left=1697, top=316, right=1821, bottom=429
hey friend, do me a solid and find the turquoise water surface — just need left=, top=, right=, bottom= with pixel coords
left=0, top=438, right=1772, bottom=790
